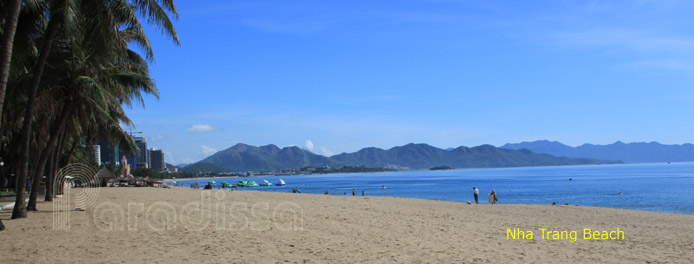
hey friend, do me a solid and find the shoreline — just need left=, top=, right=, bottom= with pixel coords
left=162, top=162, right=642, bottom=183
left=1, top=187, right=692, bottom=263
left=164, top=162, right=694, bottom=215
left=167, top=185, right=694, bottom=216
left=219, top=187, right=694, bottom=216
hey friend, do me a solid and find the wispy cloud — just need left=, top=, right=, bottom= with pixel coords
left=631, top=59, right=694, bottom=73
left=201, top=145, right=217, bottom=156
left=551, top=29, right=694, bottom=54
left=320, top=146, right=333, bottom=156
left=165, top=152, right=175, bottom=164
left=241, top=18, right=330, bottom=35
left=304, top=140, right=314, bottom=151
left=179, top=158, right=195, bottom=164
left=188, top=124, right=217, bottom=133
left=547, top=28, right=694, bottom=73
left=215, top=109, right=491, bottom=153
left=150, top=135, right=164, bottom=143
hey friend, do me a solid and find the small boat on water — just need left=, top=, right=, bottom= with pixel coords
left=260, top=180, right=273, bottom=186
left=276, top=179, right=286, bottom=186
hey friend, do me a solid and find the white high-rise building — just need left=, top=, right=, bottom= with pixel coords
left=91, top=145, right=101, bottom=165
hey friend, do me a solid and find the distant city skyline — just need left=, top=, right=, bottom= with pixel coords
left=125, top=0, right=694, bottom=164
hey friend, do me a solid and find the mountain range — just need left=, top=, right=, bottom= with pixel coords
left=500, top=140, right=694, bottom=163
left=189, top=143, right=340, bottom=172
left=183, top=142, right=619, bottom=172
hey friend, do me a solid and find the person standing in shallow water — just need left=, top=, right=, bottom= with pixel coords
left=352, top=189, right=356, bottom=196
left=362, top=190, right=365, bottom=196
left=473, top=187, right=479, bottom=204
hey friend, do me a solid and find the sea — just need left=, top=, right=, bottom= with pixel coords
left=171, top=162, right=694, bottom=214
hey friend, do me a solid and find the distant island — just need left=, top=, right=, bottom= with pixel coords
left=430, top=166, right=453, bottom=170
left=501, top=140, right=694, bottom=163
left=302, top=165, right=393, bottom=174
left=181, top=142, right=620, bottom=173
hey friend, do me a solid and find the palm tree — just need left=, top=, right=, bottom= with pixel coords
left=12, top=0, right=178, bottom=219
left=11, top=0, right=65, bottom=219
left=0, top=0, right=23, bottom=128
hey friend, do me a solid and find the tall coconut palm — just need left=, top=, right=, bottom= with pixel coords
left=0, top=0, right=23, bottom=129
left=13, top=0, right=178, bottom=219
left=11, top=0, right=69, bottom=218
left=27, top=0, right=165, bottom=209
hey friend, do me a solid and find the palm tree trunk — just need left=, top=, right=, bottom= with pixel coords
left=0, top=163, right=6, bottom=193
left=46, top=128, right=68, bottom=201
left=45, top=149, right=56, bottom=201
left=28, top=104, right=70, bottom=210
left=0, top=0, right=22, bottom=128
left=12, top=19, right=59, bottom=219
left=45, top=139, right=58, bottom=201
left=57, top=139, right=78, bottom=196
left=45, top=150, right=55, bottom=200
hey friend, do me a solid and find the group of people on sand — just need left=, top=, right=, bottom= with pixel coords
left=471, top=187, right=498, bottom=204
left=285, top=184, right=499, bottom=204
left=320, top=188, right=365, bottom=196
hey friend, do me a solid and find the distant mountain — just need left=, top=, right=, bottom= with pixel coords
left=500, top=140, right=694, bottom=163
left=331, top=143, right=618, bottom=169
left=165, top=163, right=178, bottom=170
left=186, top=142, right=619, bottom=172
left=192, top=143, right=340, bottom=171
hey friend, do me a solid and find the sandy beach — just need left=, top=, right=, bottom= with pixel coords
left=1, top=187, right=693, bottom=263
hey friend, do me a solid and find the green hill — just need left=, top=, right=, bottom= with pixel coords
left=193, top=143, right=340, bottom=171
left=331, top=143, right=619, bottom=169
left=187, top=142, right=620, bottom=172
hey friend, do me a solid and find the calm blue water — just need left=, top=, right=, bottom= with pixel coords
left=171, top=162, right=694, bottom=214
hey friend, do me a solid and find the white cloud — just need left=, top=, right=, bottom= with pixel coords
left=179, top=158, right=195, bottom=164
left=320, top=146, right=333, bottom=156
left=150, top=135, right=164, bottom=143
left=201, top=145, right=217, bottom=156
left=304, top=140, right=314, bottom=151
left=165, top=152, right=175, bottom=164
left=188, top=124, right=216, bottom=133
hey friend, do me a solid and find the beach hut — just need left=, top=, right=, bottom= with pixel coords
left=95, top=167, right=116, bottom=187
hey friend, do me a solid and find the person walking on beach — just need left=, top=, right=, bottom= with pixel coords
left=473, top=187, right=479, bottom=204
left=489, top=189, right=498, bottom=204
left=362, top=190, right=365, bottom=196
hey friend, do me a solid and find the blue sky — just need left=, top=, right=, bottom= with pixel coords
left=125, top=0, right=694, bottom=164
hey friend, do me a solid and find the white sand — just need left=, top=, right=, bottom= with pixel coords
left=1, top=187, right=693, bottom=263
